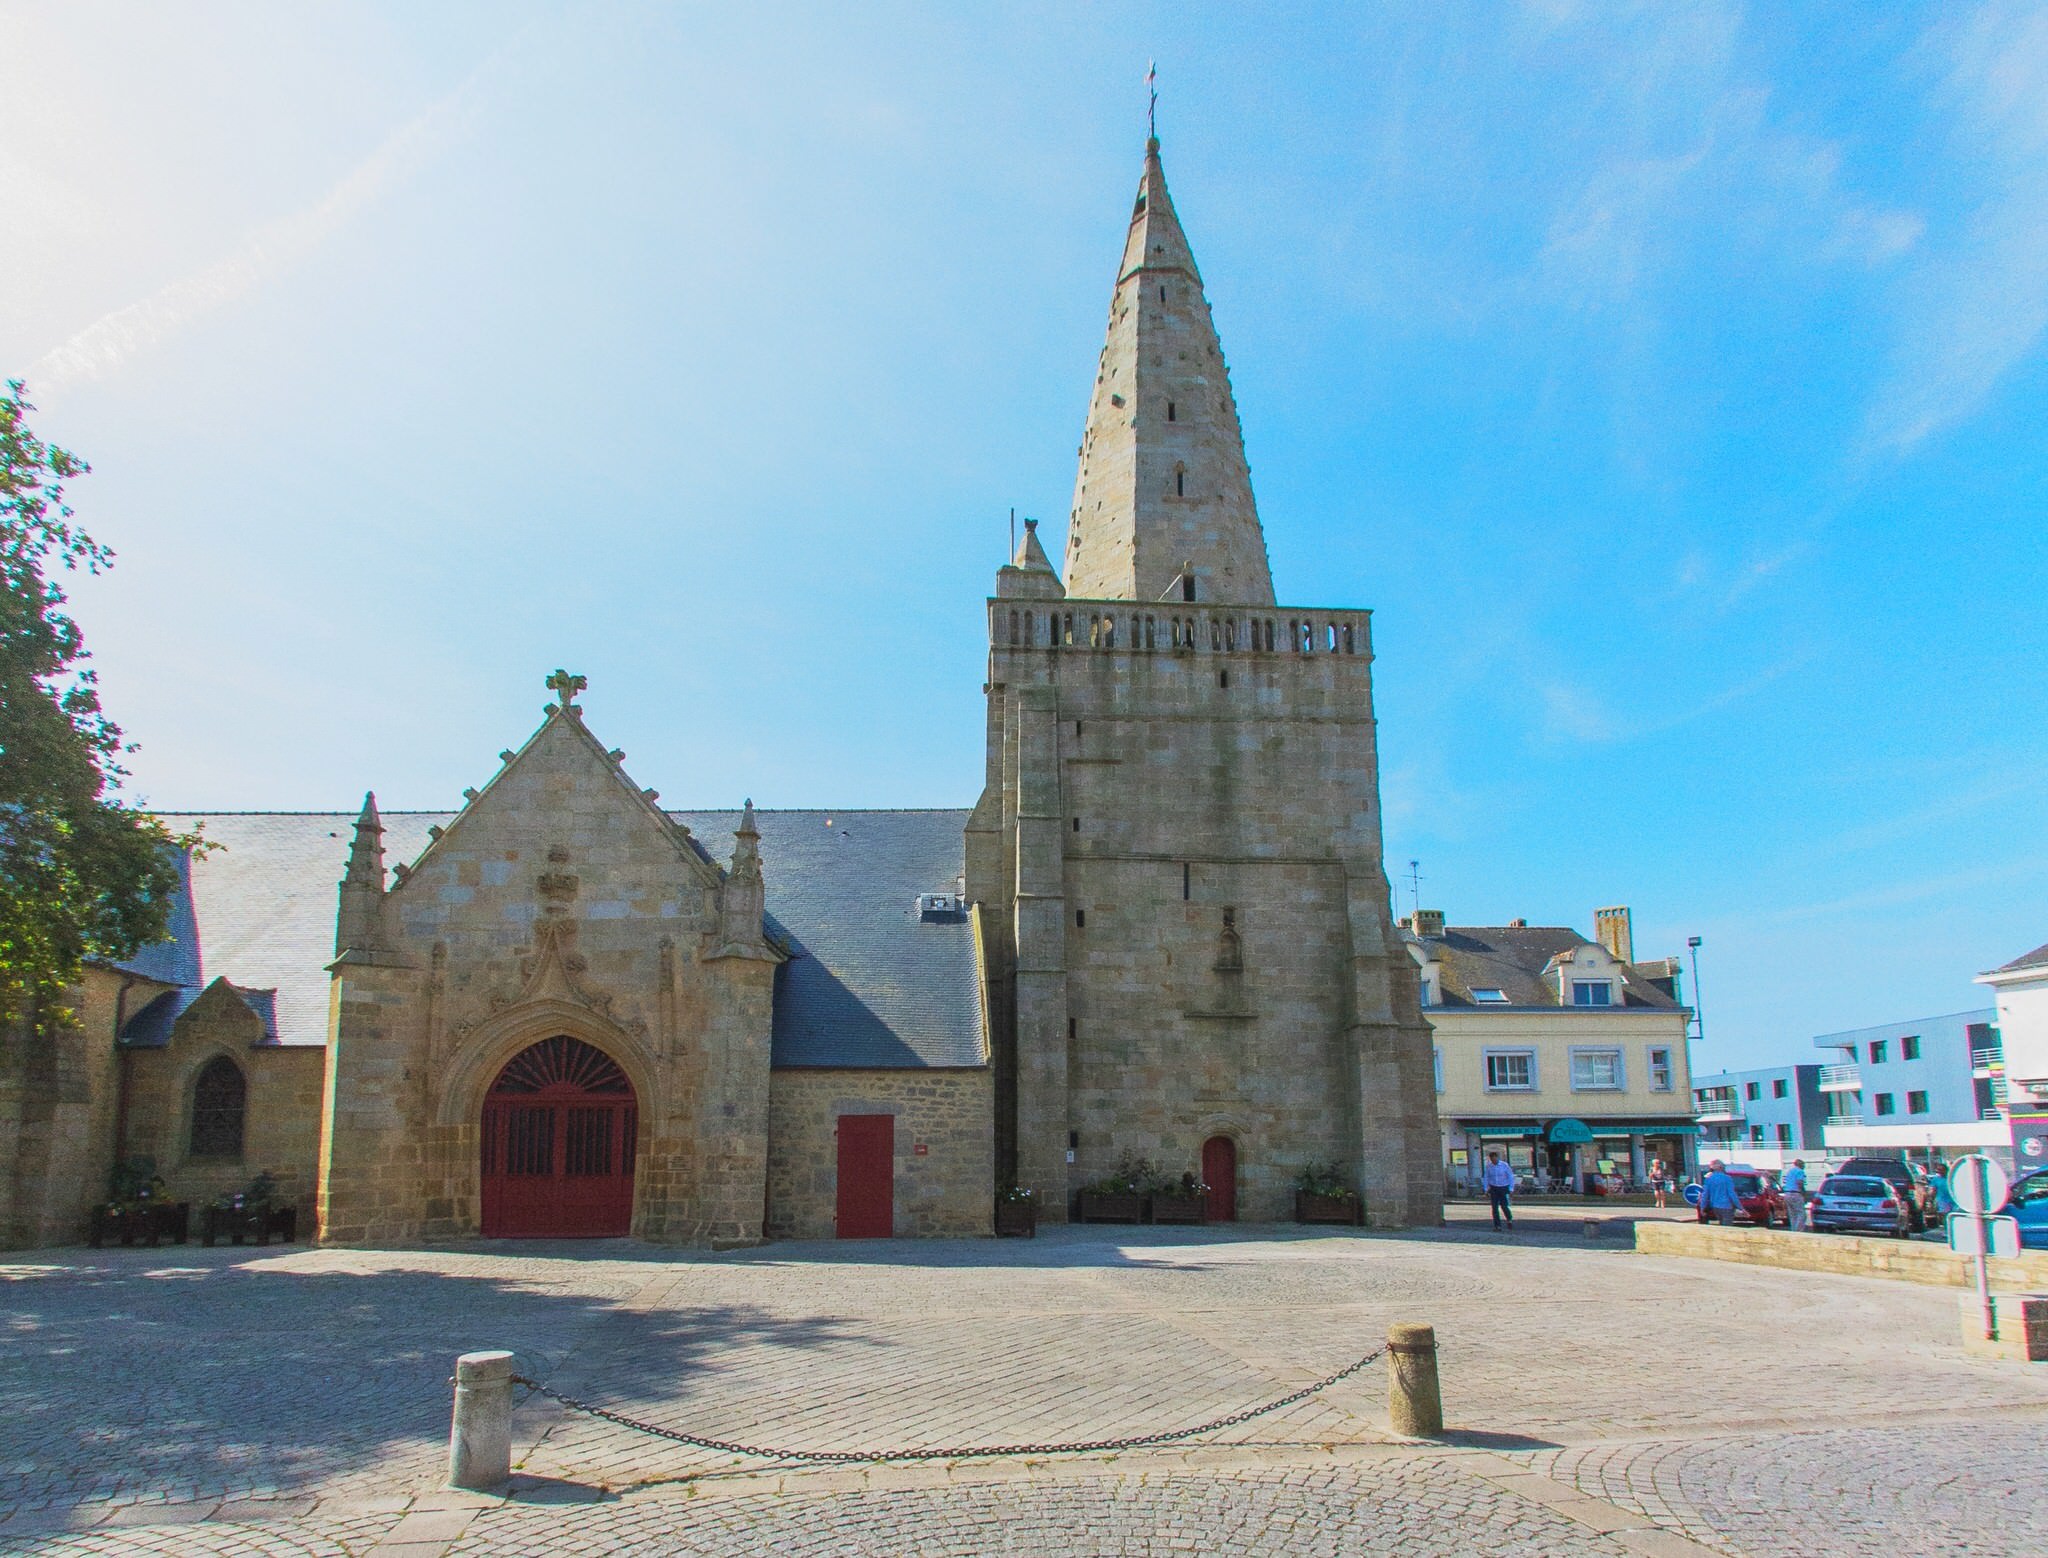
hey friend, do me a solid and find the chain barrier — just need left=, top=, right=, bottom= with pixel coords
left=511, top=1345, right=1386, bottom=1465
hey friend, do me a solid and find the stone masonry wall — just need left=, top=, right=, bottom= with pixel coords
left=976, top=611, right=1442, bottom=1228
left=121, top=988, right=325, bottom=1212
left=0, top=969, right=130, bottom=1248
left=766, top=1069, right=993, bottom=1239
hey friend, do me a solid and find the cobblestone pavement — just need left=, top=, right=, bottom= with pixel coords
left=4, top=1224, right=2046, bottom=1555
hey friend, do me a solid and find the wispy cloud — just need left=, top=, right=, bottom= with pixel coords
left=1866, top=1, right=2048, bottom=453
left=1765, top=852, right=2048, bottom=924
left=1539, top=653, right=1811, bottom=747
left=24, top=38, right=517, bottom=394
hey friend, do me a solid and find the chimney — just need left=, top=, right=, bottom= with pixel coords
left=1595, top=905, right=1634, bottom=964
left=1408, top=909, right=1445, bottom=938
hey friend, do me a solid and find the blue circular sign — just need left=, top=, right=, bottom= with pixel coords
left=1682, top=1182, right=1704, bottom=1207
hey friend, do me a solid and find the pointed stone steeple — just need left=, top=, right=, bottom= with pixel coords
left=1064, top=136, right=1276, bottom=607
left=335, top=792, right=386, bottom=957
left=996, top=516, right=1066, bottom=600
left=716, top=799, right=769, bottom=954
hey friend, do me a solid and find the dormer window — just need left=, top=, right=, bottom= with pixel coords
left=1571, top=980, right=1615, bottom=1007
left=1471, top=988, right=1509, bottom=1004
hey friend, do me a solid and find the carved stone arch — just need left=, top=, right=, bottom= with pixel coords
left=1192, top=1109, right=1254, bottom=1145
left=436, top=998, right=662, bottom=1130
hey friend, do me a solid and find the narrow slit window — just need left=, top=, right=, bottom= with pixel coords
left=1167, top=401, right=1176, bottom=421
left=1075, top=909, right=1086, bottom=928
left=1183, top=863, right=1191, bottom=900
left=1175, top=469, right=1184, bottom=496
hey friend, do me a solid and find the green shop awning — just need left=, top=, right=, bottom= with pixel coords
left=1547, top=1118, right=1595, bottom=1144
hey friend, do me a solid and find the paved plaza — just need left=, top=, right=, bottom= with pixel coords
left=4, top=1222, right=2046, bottom=1555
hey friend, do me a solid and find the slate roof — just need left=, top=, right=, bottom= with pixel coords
left=122, top=809, right=984, bottom=1070
left=1987, top=940, right=2048, bottom=976
left=1418, top=925, right=1682, bottom=1010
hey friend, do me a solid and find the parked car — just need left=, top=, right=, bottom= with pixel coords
left=1692, top=1166, right=1788, bottom=1228
left=1998, top=1167, right=2048, bottom=1251
left=1833, top=1156, right=1927, bottom=1231
left=1810, top=1174, right=1913, bottom=1238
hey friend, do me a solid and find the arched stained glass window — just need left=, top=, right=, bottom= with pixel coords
left=190, top=1056, right=246, bottom=1159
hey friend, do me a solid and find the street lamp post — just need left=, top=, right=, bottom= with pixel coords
left=1686, top=936, right=1705, bottom=1045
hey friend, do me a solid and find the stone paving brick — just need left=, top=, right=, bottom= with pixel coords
left=4, top=1227, right=2047, bottom=1555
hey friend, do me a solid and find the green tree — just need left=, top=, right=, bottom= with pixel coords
left=1, top=379, right=187, bottom=1034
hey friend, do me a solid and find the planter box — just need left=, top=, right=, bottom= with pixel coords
left=1148, top=1192, right=1207, bottom=1225
left=201, top=1204, right=298, bottom=1247
left=88, top=1202, right=190, bottom=1248
left=1296, top=1190, right=1364, bottom=1226
left=1075, top=1190, right=1145, bottom=1224
left=994, top=1199, right=1037, bottom=1238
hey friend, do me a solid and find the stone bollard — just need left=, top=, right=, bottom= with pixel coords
left=1386, top=1322, right=1443, bottom=1438
left=448, top=1350, right=516, bottom=1490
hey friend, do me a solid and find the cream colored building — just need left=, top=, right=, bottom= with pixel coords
left=1403, top=907, right=1696, bottom=1193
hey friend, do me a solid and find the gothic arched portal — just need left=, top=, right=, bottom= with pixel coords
left=479, top=1036, right=637, bottom=1237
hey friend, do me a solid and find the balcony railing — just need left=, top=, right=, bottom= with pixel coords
left=1818, top=1064, right=1862, bottom=1091
left=1972, top=1046, right=2004, bottom=1077
left=1693, top=1096, right=1742, bottom=1122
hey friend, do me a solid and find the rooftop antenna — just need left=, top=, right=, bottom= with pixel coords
left=1406, top=859, right=1424, bottom=918
left=1147, top=61, right=1158, bottom=141
left=1009, top=506, right=1016, bottom=561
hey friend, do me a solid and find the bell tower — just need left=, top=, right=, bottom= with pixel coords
left=968, top=134, right=1441, bottom=1228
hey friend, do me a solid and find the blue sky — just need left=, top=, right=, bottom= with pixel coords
left=4, top=1, right=2044, bottom=1072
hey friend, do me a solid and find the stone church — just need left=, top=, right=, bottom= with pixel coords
left=0, top=136, right=1439, bottom=1249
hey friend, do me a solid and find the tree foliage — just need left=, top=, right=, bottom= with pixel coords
left=1, top=380, right=187, bottom=1033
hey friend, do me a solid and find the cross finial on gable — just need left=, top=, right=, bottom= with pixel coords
left=545, top=669, right=588, bottom=705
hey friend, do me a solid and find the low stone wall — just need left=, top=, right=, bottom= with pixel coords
left=1635, top=1218, right=2048, bottom=1290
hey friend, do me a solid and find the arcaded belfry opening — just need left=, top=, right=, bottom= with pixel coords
left=479, top=1036, right=637, bottom=1238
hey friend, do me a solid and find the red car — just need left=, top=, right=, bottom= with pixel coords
left=1693, top=1167, right=1788, bottom=1228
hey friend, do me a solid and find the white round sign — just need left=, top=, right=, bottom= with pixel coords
left=1948, top=1153, right=2010, bottom=1215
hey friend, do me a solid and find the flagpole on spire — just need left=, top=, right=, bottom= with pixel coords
left=1147, top=61, right=1158, bottom=140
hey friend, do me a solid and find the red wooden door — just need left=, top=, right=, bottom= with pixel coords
left=480, top=1037, right=636, bottom=1237
left=1203, top=1136, right=1237, bottom=1222
left=836, top=1113, right=894, bottom=1238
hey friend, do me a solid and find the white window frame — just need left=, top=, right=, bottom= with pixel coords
left=1483, top=1048, right=1537, bottom=1092
left=1647, top=1046, right=1673, bottom=1092
left=1432, top=1047, right=1444, bottom=1093
left=1570, top=979, right=1615, bottom=1007
left=1568, top=1045, right=1626, bottom=1092
left=1471, top=988, right=1509, bottom=1004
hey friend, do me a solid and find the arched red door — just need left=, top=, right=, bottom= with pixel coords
left=480, top=1037, right=636, bottom=1237
left=1203, top=1135, right=1237, bottom=1222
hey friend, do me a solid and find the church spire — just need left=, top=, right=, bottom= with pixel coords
left=1063, top=136, right=1275, bottom=606
left=335, top=791, right=386, bottom=957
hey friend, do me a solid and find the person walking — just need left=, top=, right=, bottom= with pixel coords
left=1781, top=1159, right=1810, bottom=1232
left=1482, top=1150, right=1516, bottom=1233
left=1701, top=1159, right=1741, bottom=1227
left=1650, top=1158, right=1669, bottom=1210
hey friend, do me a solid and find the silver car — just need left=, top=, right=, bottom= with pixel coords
left=1809, top=1174, right=1912, bottom=1238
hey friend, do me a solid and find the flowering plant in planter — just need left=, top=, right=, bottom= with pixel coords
left=1076, top=1154, right=1155, bottom=1222
left=1147, top=1169, right=1210, bottom=1224
left=1294, top=1162, right=1364, bottom=1226
left=994, top=1184, right=1037, bottom=1237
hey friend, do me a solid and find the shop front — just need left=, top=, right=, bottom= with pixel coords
left=1447, top=1117, right=1699, bottom=1194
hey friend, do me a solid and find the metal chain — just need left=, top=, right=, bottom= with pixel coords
left=511, top=1345, right=1386, bottom=1465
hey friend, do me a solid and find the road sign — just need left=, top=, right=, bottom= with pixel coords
left=1681, top=1182, right=1704, bottom=1208
left=1948, top=1154, right=2010, bottom=1216
left=1947, top=1212, right=2021, bottom=1259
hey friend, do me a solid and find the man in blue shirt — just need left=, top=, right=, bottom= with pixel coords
left=1482, top=1150, right=1516, bottom=1232
left=1781, top=1159, right=1810, bottom=1232
left=1701, top=1160, right=1742, bottom=1226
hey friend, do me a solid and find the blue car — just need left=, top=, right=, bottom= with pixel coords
left=2000, top=1168, right=2048, bottom=1250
